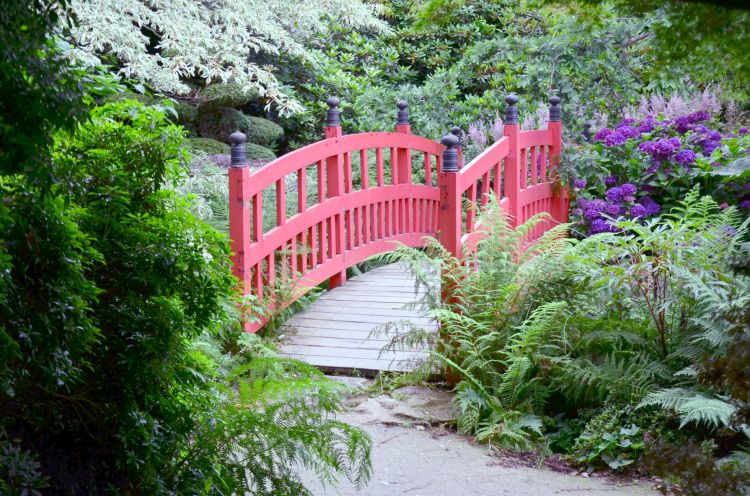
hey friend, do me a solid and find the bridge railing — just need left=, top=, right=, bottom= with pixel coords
left=229, top=95, right=566, bottom=332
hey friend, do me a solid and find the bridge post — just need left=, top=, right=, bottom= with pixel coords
left=324, top=97, right=347, bottom=289
left=395, top=101, right=412, bottom=185
left=437, top=133, right=462, bottom=260
left=548, top=95, right=567, bottom=223
left=503, top=94, right=522, bottom=226
left=228, top=131, right=252, bottom=330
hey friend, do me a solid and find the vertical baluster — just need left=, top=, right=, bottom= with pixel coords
left=298, top=168, right=306, bottom=212
left=363, top=204, right=371, bottom=244
left=424, top=153, right=432, bottom=187
left=390, top=147, right=399, bottom=185
left=317, top=160, right=325, bottom=203
left=376, top=148, right=384, bottom=186
left=481, top=171, right=490, bottom=206
left=276, top=178, right=286, bottom=226
left=344, top=152, right=353, bottom=193
left=360, top=149, right=369, bottom=189
left=493, top=162, right=501, bottom=200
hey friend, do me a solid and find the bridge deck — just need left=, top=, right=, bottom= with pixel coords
left=279, top=264, right=436, bottom=374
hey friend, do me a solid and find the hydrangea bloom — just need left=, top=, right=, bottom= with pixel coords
left=573, top=178, right=587, bottom=189
left=630, top=204, right=647, bottom=217
left=620, top=183, right=636, bottom=200
left=604, top=131, right=627, bottom=147
left=604, top=203, right=621, bottom=216
left=594, top=127, right=613, bottom=141
left=618, top=125, right=639, bottom=139
left=675, top=149, right=697, bottom=166
left=605, top=187, right=622, bottom=202
left=616, top=118, right=637, bottom=128
left=674, top=116, right=690, bottom=134
left=740, top=200, right=750, bottom=210
left=604, top=174, right=618, bottom=186
left=638, top=197, right=661, bottom=216
left=687, top=111, right=710, bottom=124
left=740, top=128, right=748, bottom=135
left=591, top=218, right=617, bottom=234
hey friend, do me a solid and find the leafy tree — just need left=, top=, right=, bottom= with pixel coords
left=64, top=0, right=389, bottom=114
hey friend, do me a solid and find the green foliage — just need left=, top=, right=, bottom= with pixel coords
left=245, top=116, right=284, bottom=147
left=0, top=100, right=371, bottom=493
left=187, top=137, right=231, bottom=155
left=200, top=81, right=260, bottom=109
left=247, top=143, right=277, bottom=161
left=65, top=0, right=388, bottom=114
left=198, top=108, right=283, bottom=147
left=0, top=0, right=85, bottom=182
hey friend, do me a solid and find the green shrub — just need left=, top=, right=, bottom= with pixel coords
left=247, top=143, right=277, bottom=161
left=172, top=99, right=198, bottom=125
left=245, top=115, right=284, bottom=146
left=198, top=108, right=283, bottom=146
left=200, top=81, right=260, bottom=109
left=0, top=100, right=370, bottom=494
left=187, top=137, right=231, bottom=155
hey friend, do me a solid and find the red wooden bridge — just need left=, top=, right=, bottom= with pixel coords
left=228, top=95, right=568, bottom=371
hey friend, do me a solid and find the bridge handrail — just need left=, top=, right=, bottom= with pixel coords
left=229, top=95, right=567, bottom=332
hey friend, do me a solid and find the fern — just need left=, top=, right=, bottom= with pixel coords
left=639, top=388, right=737, bottom=430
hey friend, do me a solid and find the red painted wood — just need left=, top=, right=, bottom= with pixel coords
left=230, top=116, right=564, bottom=333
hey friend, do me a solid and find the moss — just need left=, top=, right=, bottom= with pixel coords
left=197, top=108, right=283, bottom=146
left=186, top=137, right=230, bottom=155
left=246, top=143, right=276, bottom=161
left=200, top=82, right=260, bottom=109
left=100, top=92, right=155, bottom=106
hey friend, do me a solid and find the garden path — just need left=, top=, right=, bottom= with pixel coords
left=301, top=379, right=658, bottom=496
left=279, top=264, right=435, bottom=373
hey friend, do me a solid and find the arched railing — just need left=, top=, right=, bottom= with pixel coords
left=229, top=95, right=567, bottom=332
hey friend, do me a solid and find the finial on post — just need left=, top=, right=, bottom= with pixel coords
left=549, top=95, right=562, bottom=122
left=450, top=126, right=464, bottom=146
left=396, top=100, right=409, bottom=126
left=230, top=130, right=247, bottom=167
left=505, top=94, right=519, bottom=125
left=441, top=134, right=460, bottom=173
left=326, top=97, right=341, bottom=127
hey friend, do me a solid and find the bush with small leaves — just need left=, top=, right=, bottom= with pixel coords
left=187, top=137, right=231, bottom=155
left=200, top=82, right=260, bottom=109
left=247, top=143, right=277, bottom=161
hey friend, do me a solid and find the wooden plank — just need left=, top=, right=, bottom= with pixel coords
left=282, top=317, right=436, bottom=331
left=283, top=336, right=428, bottom=351
left=283, top=325, right=435, bottom=340
left=279, top=354, right=422, bottom=373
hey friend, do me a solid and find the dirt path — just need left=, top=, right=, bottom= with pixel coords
left=301, top=379, right=657, bottom=496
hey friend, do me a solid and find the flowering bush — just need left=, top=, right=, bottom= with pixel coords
left=568, top=110, right=750, bottom=235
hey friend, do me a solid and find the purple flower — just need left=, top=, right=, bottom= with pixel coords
left=740, top=200, right=750, bottom=210
left=669, top=137, right=682, bottom=148
left=573, top=178, right=587, bottom=189
left=616, top=118, right=637, bottom=129
left=708, top=131, right=722, bottom=141
left=722, top=225, right=738, bottom=238
left=675, top=116, right=690, bottom=134
left=604, top=174, right=618, bottom=186
left=687, top=111, right=710, bottom=124
left=638, top=141, right=655, bottom=154
left=605, top=187, right=622, bottom=202
left=604, top=131, right=627, bottom=147
left=630, top=204, right=647, bottom=218
left=591, top=219, right=618, bottom=234
left=618, top=125, right=639, bottom=139
left=604, top=203, right=622, bottom=216
left=638, top=197, right=661, bottom=216
left=594, top=128, right=614, bottom=141
left=637, top=116, right=658, bottom=133
left=620, top=183, right=637, bottom=197
left=572, top=208, right=584, bottom=217
left=703, top=140, right=720, bottom=155
left=692, top=124, right=708, bottom=134
left=739, top=127, right=748, bottom=135
left=675, top=149, right=697, bottom=166
left=653, top=138, right=678, bottom=161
